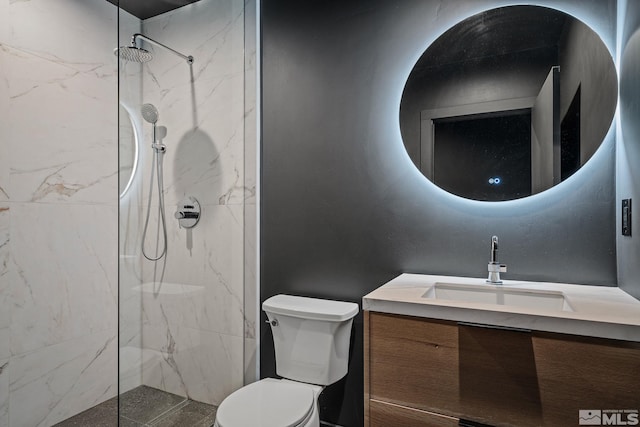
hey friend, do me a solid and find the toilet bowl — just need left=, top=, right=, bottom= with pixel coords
left=214, top=294, right=359, bottom=427
left=213, top=378, right=322, bottom=427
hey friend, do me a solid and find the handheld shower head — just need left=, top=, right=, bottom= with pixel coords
left=114, top=45, right=153, bottom=63
left=141, top=104, right=159, bottom=124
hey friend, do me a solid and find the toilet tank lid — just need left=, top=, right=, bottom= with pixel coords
left=263, top=295, right=359, bottom=322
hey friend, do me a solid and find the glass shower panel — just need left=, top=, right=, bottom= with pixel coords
left=118, top=0, right=248, bottom=424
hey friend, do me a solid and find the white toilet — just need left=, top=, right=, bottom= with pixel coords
left=214, top=294, right=359, bottom=427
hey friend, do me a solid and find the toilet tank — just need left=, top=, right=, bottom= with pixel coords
left=263, top=295, right=359, bottom=386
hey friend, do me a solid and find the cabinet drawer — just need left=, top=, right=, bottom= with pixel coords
left=370, top=399, right=459, bottom=427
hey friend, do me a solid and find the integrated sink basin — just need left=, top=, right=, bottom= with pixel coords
left=423, top=282, right=574, bottom=312
left=363, top=274, right=640, bottom=342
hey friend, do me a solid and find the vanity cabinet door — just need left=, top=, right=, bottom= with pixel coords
left=456, top=323, right=542, bottom=426
left=366, top=312, right=544, bottom=426
left=533, top=332, right=640, bottom=427
left=367, top=312, right=460, bottom=416
left=365, top=311, right=640, bottom=427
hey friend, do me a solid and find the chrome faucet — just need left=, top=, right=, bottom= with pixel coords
left=487, top=235, right=507, bottom=284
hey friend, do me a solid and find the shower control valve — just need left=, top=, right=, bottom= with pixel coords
left=175, top=196, right=201, bottom=229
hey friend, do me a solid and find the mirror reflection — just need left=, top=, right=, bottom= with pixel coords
left=400, top=6, right=617, bottom=201
left=119, top=104, right=138, bottom=198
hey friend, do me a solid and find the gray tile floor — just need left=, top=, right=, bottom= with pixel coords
left=54, top=386, right=217, bottom=427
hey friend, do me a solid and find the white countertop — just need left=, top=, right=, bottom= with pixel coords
left=363, top=274, right=640, bottom=342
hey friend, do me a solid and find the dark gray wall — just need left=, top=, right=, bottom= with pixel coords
left=261, top=1, right=618, bottom=425
left=619, top=0, right=640, bottom=300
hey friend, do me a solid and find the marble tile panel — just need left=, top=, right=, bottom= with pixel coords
left=5, top=44, right=117, bottom=204
left=119, top=195, right=144, bottom=378
left=243, top=204, right=258, bottom=382
left=243, top=80, right=256, bottom=206
left=10, top=203, right=118, bottom=355
left=243, top=97, right=257, bottom=205
left=9, top=330, right=117, bottom=427
left=243, top=337, right=257, bottom=385
left=119, top=344, right=142, bottom=395
left=118, top=157, right=148, bottom=260
left=139, top=72, right=245, bottom=207
left=141, top=0, right=245, bottom=86
left=243, top=204, right=256, bottom=340
left=243, top=0, right=257, bottom=205
left=0, top=358, right=8, bottom=427
left=141, top=325, right=243, bottom=406
left=140, top=204, right=244, bottom=337
left=119, top=185, right=144, bottom=393
left=0, top=204, right=9, bottom=360
left=0, top=47, right=9, bottom=202
left=118, top=8, right=144, bottom=204
left=0, top=328, right=7, bottom=365
left=53, top=395, right=117, bottom=427
left=0, top=0, right=9, bottom=43
left=8, top=0, right=117, bottom=62
left=244, top=0, right=257, bottom=73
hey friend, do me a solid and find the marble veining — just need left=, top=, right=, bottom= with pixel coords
left=120, top=0, right=249, bottom=410
left=141, top=325, right=243, bottom=405
left=2, top=0, right=120, bottom=424
left=5, top=42, right=118, bottom=205
left=0, top=358, right=8, bottom=427
left=140, top=205, right=244, bottom=338
left=9, top=331, right=117, bottom=427
left=242, top=0, right=258, bottom=385
left=29, top=165, right=118, bottom=203
left=10, top=204, right=118, bottom=356
left=140, top=73, right=246, bottom=207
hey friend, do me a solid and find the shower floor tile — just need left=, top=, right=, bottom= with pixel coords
left=54, top=385, right=217, bottom=427
left=53, top=397, right=118, bottom=427
left=119, top=385, right=187, bottom=424
left=151, top=401, right=217, bottom=427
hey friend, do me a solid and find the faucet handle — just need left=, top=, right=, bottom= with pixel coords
left=488, top=262, right=505, bottom=272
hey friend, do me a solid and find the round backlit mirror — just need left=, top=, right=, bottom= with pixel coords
left=399, top=5, right=617, bottom=201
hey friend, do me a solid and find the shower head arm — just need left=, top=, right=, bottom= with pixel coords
left=132, top=33, right=194, bottom=65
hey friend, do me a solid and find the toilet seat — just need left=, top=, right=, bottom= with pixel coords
left=215, top=379, right=315, bottom=427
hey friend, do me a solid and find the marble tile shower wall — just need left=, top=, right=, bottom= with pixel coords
left=0, top=0, right=119, bottom=426
left=243, top=0, right=258, bottom=385
left=131, top=0, right=250, bottom=406
left=118, top=10, right=144, bottom=395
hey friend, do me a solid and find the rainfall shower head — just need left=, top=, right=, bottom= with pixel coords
left=114, top=33, right=193, bottom=65
left=115, top=45, right=153, bottom=63
left=141, top=104, right=159, bottom=124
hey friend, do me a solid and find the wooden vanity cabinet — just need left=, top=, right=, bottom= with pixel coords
left=364, top=311, right=640, bottom=427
